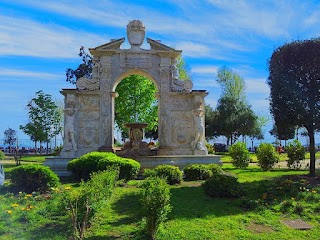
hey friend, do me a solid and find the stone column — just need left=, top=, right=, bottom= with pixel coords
left=158, top=58, right=172, bottom=153
left=98, top=56, right=114, bottom=152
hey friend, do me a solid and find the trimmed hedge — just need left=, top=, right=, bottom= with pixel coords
left=67, top=152, right=108, bottom=180
left=97, top=157, right=140, bottom=181
left=144, top=165, right=182, bottom=185
left=202, top=172, right=244, bottom=198
left=10, top=165, right=60, bottom=193
left=67, top=151, right=140, bottom=181
left=183, top=164, right=222, bottom=181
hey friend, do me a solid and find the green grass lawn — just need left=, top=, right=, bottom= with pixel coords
left=0, top=163, right=319, bottom=239
left=216, top=151, right=320, bottom=163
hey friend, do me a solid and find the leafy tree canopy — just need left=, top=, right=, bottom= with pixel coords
left=268, top=38, right=320, bottom=177
left=114, top=75, right=158, bottom=137
left=20, top=91, right=62, bottom=151
left=206, top=67, right=259, bottom=146
left=3, top=127, right=17, bottom=147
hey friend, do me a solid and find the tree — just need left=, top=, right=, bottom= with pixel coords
left=205, top=105, right=219, bottom=141
left=269, top=124, right=295, bottom=146
left=215, top=96, right=258, bottom=146
left=114, top=75, right=158, bottom=137
left=217, top=66, right=246, bottom=102
left=268, top=38, right=320, bottom=177
left=66, top=46, right=93, bottom=84
left=207, top=67, right=259, bottom=146
left=248, top=115, right=269, bottom=151
left=20, top=91, right=62, bottom=153
left=3, top=128, right=17, bottom=150
left=176, top=56, right=191, bottom=80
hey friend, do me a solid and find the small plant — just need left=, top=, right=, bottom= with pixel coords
left=183, top=164, right=215, bottom=181
left=64, top=169, right=118, bottom=240
left=228, top=142, right=250, bottom=169
left=0, top=150, right=4, bottom=160
left=202, top=172, right=244, bottom=198
left=286, top=140, right=306, bottom=169
left=52, top=146, right=63, bottom=156
left=256, top=143, right=279, bottom=171
left=205, top=143, right=214, bottom=154
left=10, top=165, right=60, bottom=193
left=140, top=177, right=172, bottom=240
left=143, top=165, right=182, bottom=185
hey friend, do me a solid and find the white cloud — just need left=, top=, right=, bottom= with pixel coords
left=0, top=14, right=106, bottom=58
left=175, top=41, right=211, bottom=58
left=246, top=78, right=270, bottom=94
left=0, top=68, right=61, bottom=79
left=195, top=79, right=219, bottom=89
left=249, top=97, right=270, bottom=112
left=191, top=65, right=219, bottom=74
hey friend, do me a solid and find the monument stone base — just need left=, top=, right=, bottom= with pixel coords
left=44, top=157, right=74, bottom=177
left=44, top=154, right=222, bottom=177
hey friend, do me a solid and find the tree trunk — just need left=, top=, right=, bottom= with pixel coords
left=308, top=129, right=316, bottom=177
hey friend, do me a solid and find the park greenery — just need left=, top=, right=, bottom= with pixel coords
left=0, top=157, right=319, bottom=239
left=114, top=75, right=158, bottom=135
left=19, top=90, right=62, bottom=153
left=3, top=128, right=17, bottom=150
left=268, top=38, right=320, bottom=177
left=205, top=67, right=263, bottom=146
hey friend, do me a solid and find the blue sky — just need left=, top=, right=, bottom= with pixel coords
left=1, top=0, right=320, bottom=147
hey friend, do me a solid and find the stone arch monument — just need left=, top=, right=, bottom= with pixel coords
left=46, top=20, right=221, bottom=175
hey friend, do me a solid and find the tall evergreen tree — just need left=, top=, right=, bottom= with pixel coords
left=268, top=38, right=320, bottom=177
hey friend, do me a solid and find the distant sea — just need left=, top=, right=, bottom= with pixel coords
left=0, top=138, right=63, bottom=149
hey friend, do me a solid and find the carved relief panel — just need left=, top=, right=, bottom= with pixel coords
left=78, top=95, right=100, bottom=147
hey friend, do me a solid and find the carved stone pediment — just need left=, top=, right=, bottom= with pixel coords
left=89, top=38, right=125, bottom=54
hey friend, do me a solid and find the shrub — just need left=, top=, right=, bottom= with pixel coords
left=67, top=152, right=109, bottom=180
left=207, top=164, right=223, bottom=174
left=64, top=169, right=118, bottom=239
left=228, top=142, right=250, bottom=169
left=143, top=165, right=182, bottom=185
left=0, top=150, right=4, bottom=160
left=205, top=143, right=214, bottom=154
left=10, top=165, right=59, bottom=193
left=140, top=177, right=171, bottom=240
left=52, top=146, right=63, bottom=156
left=202, top=172, right=244, bottom=198
left=286, top=140, right=306, bottom=169
left=97, top=156, right=140, bottom=181
left=68, top=151, right=140, bottom=181
left=183, top=164, right=213, bottom=181
left=256, top=143, right=279, bottom=171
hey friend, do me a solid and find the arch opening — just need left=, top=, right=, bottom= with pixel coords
left=114, top=74, right=158, bottom=145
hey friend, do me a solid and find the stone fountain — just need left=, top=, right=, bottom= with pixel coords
left=44, top=20, right=222, bottom=176
left=118, top=122, right=155, bottom=156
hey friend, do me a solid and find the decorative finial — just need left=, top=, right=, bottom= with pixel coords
left=127, top=20, right=145, bottom=50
